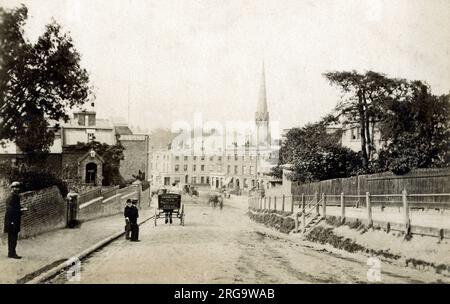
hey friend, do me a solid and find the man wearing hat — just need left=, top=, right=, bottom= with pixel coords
left=129, top=199, right=140, bottom=242
left=124, top=199, right=133, bottom=240
left=4, top=181, right=27, bottom=259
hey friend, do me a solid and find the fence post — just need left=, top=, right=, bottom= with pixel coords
left=302, top=194, right=306, bottom=233
left=264, top=196, right=266, bottom=209
left=290, top=195, right=294, bottom=213
left=282, top=195, right=285, bottom=212
left=315, top=192, right=319, bottom=215
left=403, top=189, right=411, bottom=237
left=274, top=196, right=277, bottom=211
left=366, top=192, right=372, bottom=227
left=340, top=192, right=345, bottom=223
left=295, top=212, right=299, bottom=233
left=302, top=210, right=306, bottom=233
left=268, top=196, right=271, bottom=210
left=321, top=193, right=326, bottom=219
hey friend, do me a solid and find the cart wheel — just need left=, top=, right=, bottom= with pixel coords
left=180, top=204, right=185, bottom=226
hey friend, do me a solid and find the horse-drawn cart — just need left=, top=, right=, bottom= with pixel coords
left=155, top=193, right=185, bottom=226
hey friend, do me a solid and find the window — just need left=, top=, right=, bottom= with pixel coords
left=175, top=164, right=179, bottom=172
left=184, top=156, right=188, bottom=161
left=227, top=155, right=231, bottom=160
left=351, top=127, right=360, bottom=140
left=175, top=156, right=180, bottom=161
left=201, top=156, right=205, bottom=160
left=183, top=164, right=188, bottom=171
left=201, top=165, right=205, bottom=171
left=201, top=176, right=205, bottom=183
left=234, top=165, right=238, bottom=174
left=227, top=165, right=231, bottom=174
left=210, top=156, right=214, bottom=161
left=234, top=154, right=238, bottom=161
left=193, top=156, right=197, bottom=161
left=193, top=165, right=197, bottom=171
left=218, top=156, right=222, bottom=161
left=242, top=155, right=245, bottom=161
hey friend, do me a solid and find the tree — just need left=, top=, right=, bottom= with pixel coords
left=0, top=5, right=91, bottom=159
left=273, top=120, right=361, bottom=182
left=377, top=85, right=450, bottom=174
left=323, top=71, right=407, bottom=169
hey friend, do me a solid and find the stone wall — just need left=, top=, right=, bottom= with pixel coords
left=78, top=183, right=142, bottom=222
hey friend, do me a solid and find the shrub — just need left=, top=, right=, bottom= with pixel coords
left=1, top=163, right=68, bottom=197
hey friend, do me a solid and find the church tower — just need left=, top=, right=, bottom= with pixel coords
left=255, top=62, right=270, bottom=150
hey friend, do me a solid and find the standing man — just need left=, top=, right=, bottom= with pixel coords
left=124, top=199, right=132, bottom=240
left=129, top=199, right=140, bottom=242
left=4, top=181, right=27, bottom=259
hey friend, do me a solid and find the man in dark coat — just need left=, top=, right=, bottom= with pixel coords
left=124, top=199, right=133, bottom=240
left=128, top=199, right=139, bottom=242
left=4, top=181, right=26, bottom=259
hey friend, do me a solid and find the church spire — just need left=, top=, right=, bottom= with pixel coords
left=255, top=61, right=269, bottom=122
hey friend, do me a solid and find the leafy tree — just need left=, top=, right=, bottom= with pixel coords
left=323, top=71, right=408, bottom=169
left=377, top=85, right=450, bottom=174
left=0, top=5, right=91, bottom=159
left=273, top=120, right=361, bottom=182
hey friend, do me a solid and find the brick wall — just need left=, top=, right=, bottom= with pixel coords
left=120, top=138, right=149, bottom=181
left=0, top=185, right=66, bottom=239
left=0, top=179, right=10, bottom=232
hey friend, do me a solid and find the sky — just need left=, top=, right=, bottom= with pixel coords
left=2, top=0, right=450, bottom=133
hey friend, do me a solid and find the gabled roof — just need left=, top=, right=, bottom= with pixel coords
left=78, top=150, right=104, bottom=164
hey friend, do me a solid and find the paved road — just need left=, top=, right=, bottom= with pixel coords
left=50, top=195, right=447, bottom=284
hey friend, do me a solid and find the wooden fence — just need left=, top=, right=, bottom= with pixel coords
left=291, top=168, right=450, bottom=205
left=249, top=190, right=450, bottom=239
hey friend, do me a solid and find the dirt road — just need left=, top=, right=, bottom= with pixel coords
left=49, top=195, right=447, bottom=284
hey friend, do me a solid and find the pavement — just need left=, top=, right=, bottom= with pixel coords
left=0, top=207, right=154, bottom=284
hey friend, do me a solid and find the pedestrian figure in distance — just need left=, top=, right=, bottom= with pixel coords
left=124, top=199, right=132, bottom=240
left=3, top=181, right=27, bottom=259
left=129, top=199, right=140, bottom=242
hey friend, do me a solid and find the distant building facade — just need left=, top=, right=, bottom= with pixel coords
left=150, top=64, right=279, bottom=191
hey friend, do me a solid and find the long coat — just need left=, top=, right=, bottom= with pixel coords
left=124, top=205, right=139, bottom=224
left=4, top=192, right=22, bottom=234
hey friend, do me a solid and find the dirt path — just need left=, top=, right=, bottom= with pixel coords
left=49, top=195, right=448, bottom=284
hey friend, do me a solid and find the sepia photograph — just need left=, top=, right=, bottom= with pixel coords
left=0, top=0, right=449, bottom=291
